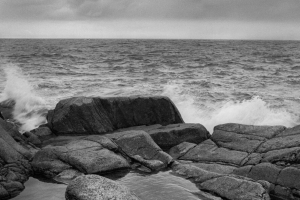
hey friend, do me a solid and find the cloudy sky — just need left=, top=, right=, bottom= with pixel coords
left=1, top=0, right=300, bottom=40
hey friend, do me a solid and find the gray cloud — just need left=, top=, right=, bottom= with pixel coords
left=1, top=0, right=300, bottom=22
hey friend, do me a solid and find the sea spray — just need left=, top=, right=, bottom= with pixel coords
left=162, top=83, right=299, bottom=133
left=0, top=65, right=47, bottom=132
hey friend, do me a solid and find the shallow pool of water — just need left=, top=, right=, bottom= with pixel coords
left=13, top=171, right=204, bottom=200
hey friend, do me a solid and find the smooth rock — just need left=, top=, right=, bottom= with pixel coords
left=65, top=175, right=140, bottom=200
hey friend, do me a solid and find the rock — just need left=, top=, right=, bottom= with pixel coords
left=32, top=136, right=130, bottom=178
left=147, top=123, right=209, bottom=149
left=108, top=130, right=173, bottom=171
left=169, top=142, right=196, bottom=159
left=180, top=139, right=248, bottom=166
left=0, top=112, right=3, bottom=120
left=172, top=163, right=270, bottom=200
left=257, top=134, right=300, bottom=153
left=53, top=169, right=84, bottom=184
left=0, top=99, right=15, bottom=120
left=30, top=126, right=53, bottom=141
left=276, top=167, right=300, bottom=190
left=65, top=175, right=140, bottom=200
left=0, top=119, right=32, bottom=199
left=248, top=163, right=281, bottom=184
left=23, top=132, right=41, bottom=146
left=212, top=124, right=285, bottom=153
left=191, top=163, right=237, bottom=174
left=48, top=96, right=183, bottom=135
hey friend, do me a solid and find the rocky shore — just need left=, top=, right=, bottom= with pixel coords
left=1, top=96, right=300, bottom=199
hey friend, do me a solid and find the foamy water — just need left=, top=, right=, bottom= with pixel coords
left=1, top=39, right=300, bottom=133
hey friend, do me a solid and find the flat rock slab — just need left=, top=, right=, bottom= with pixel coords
left=66, top=175, right=140, bottom=200
left=169, top=142, right=197, bottom=159
left=32, top=135, right=130, bottom=178
left=108, top=130, right=173, bottom=171
left=172, top=163, right=270, bottom=200
left=180, top=139, right=248, bottom=166
left=47, top=96, right=183, bottom=135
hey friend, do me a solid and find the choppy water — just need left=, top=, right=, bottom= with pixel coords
left=2, top=39, right=300, bottom=200
left=1, top=39, right=300, bottom=132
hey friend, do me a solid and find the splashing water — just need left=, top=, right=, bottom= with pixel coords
left=0, top=65, right=47, bottom=132
left=162, top=84, right=298, bottom=133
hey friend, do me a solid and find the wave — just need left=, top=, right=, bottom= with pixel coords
left=162, top=83, right=299, bottom=133
left=0, top=65, right=47, bottom=132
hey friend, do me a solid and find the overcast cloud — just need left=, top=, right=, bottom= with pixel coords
left=0, top=0, right=300, bottom=39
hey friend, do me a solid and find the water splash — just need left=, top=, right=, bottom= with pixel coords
left=162, top=83, right=299, bottom=133
left=0, top=65, right=47, bottom=132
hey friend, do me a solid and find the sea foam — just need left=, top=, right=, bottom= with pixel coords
left=0, top=65, right=47, bottom=132
left=162, top=84, right=299, bottom=133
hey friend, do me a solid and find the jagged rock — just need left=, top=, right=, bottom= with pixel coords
left=169, top=142, right=196, bottom=159
left=108, top=130, right=173, bottom=171
left=147, top=123, right=209, bottom=149
left=32, top=136, right=130, bottom=178
left=23, top=132, right=41, bottom=146
left=47, top=96, right=183, bottom=135
left=172, top=163, right=270, bottom=200
left=65, top=175, right=140, bottom=200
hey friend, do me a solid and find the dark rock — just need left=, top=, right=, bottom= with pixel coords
left=0, top=112, right=4, bottom=120
left=48, top=96, right=183, bottom=135
left=109, top=130, right=173, bottom=171
left=248, top=163, right=281, bottom=184
left=0, top=99, right=15, bottom=120
left=147, top=123, right=209, bottom=149
left=66, top=175, right=140, bottom=200
left=169, top=142, right=196, bottom=159
left=53, top=169, right=84, bottom=184
left=23, top=132, right=41, bottom=146
left=257, top=134, right=300, bottom=153
left=30, top=126, right=53, bottom=141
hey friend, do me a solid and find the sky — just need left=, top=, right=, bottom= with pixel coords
left=0, top=0, right=300, bottom=40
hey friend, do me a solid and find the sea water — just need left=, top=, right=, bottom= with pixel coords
left=1, top=39, right=300, bottom=199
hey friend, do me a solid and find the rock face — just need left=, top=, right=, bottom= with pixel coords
left=47, top=96, right=184, bottom=135
left=0, top=119, right=32, bottom=200
left=65, top=175, right=140, bottom=200
left=0, top=100, right=15, bottom=120
left=175, top=123, right=300, bottom=200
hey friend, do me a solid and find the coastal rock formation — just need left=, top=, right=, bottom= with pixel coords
left=47, top=96, right=184, bottom=135
left=0, top=119, right=32, bottom=200
left=174, top=123, right=300, bottom=200
left=65, top=175, right=140, bottom=200
left=0, top=99, right=15, bottom=120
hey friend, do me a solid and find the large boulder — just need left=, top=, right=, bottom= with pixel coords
left=47, top=96, right=184, bottom=135
left=65, top=175, right=140, bottom=200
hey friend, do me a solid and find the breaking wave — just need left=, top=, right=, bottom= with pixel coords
left=162, top=84, right=299, bottom=133
left=0, top=65, right=47, bottom=132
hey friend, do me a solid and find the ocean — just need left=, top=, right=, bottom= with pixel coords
left=1, top=39, right=300, bottom=133
left=2, top=39, right=300, bottom=200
